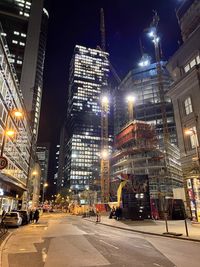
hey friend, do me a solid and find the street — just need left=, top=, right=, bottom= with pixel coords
left=1, top=213, right=200, bottom=267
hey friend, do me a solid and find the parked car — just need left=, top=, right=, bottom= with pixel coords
left=15, top=210, right=30, bottom=225
left=3, top=212, right=22, bottom=227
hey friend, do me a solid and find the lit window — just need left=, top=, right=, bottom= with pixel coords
left=21, top=33, right=26, bottom=37
left=184, top=97, right=193, bottom=115
left=196, top=55, right=200, bottom=65
left=189, top=126, right=199, bottom=149
left=17, top=60, right=22, bottom=65
left=12, top=40, right=18, bottom=44
left=19, top=42, right=25, bottom=46
left=14, top=31, right=19, bottom=35
left=190, top=59, right=196, bottom=68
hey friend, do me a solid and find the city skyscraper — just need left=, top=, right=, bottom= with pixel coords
left=0, top=0, right=48, bottom=139
left=114, top=60, right=177, bottom=148
left=63, top=45, right=110, bottom=192
left=36, top=143, right=50, bottom=188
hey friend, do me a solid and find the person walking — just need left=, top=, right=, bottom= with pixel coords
left=96, top=209, right=101, bottom=223
left=109, top=207, right=115, bottom=219
left=29, top=209, right=33, bottom=223
left=33, top=209, right=40, bottom=223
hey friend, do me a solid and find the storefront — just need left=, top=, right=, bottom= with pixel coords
left=187, top=176, right=200, bottom=223
left=0, top=173, right=26, bottom=214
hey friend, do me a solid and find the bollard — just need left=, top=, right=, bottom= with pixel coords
left=184, top=219, right=189, bottom=237
left=165, top=213, right=169, bottom=233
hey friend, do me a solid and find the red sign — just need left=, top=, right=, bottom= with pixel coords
left=0, top=156, right=8, bottom=170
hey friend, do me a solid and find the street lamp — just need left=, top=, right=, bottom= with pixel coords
left=0, top=109, right=23, bottom=157
left=126, top=94, right=135, bottom=122
left=42, top=182, right=48, bottom=204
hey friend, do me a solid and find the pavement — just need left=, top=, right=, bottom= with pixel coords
left=84, top=215, right=200, bottom=242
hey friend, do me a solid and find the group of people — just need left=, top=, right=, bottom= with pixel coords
left=109, top=206, right=122, bottom=220
left=29, top=209, right=40, bottom=223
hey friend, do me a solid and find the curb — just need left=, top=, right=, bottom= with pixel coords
left=84, top=218, right=200, bottom=243
left=0, top=232, right=13, bottom=267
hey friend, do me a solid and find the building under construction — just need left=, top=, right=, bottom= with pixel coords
left=111, top=120, right=183, bottom=214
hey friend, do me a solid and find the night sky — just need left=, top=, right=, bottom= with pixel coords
left=38, top=0, right=182, bottom=189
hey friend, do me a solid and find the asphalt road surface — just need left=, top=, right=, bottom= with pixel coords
left=1, top=214, right=200, bottom=267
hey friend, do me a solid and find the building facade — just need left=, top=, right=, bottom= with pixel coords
left=0, top=28, right=32, bottom=213
left=0, top=0, right=48, bottom=139
left=167, top=0, right=200, bottom=222
left=36, top=143, right=49, bottom=199
left=114, top=61, right=177, bottom=147
left=65, top=45, right=110, bottom=192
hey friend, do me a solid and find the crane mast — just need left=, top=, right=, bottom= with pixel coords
left=100, top=96, right=110, bottom=203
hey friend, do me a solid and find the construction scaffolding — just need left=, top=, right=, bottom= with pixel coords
left=111, top=120, right=183, bottom=205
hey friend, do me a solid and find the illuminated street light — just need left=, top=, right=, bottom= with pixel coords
left=13, top=110, right=23, bottom=118
left=126, top=95, right=135, bottom=103
left=42, top=182, right=48, bottom=204
left=5, top=130, right=15, bottom=137
left=126, top=94, right=136, bottom=122
left=32, top=171, right=38, bottom=176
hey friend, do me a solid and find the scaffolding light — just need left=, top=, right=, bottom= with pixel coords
left=101, top=95, right=109, bottom=104
left=138, top=60, right=150, bottom=67
left=126, top=95, right=136, bottom=103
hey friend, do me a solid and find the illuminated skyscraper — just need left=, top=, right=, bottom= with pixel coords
left=63, top=45, right=110, bottom=192
left=0, top=0, right=48, bottom=139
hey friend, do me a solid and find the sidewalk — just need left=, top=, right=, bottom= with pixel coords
left=85, top=216, right=200, bottom=242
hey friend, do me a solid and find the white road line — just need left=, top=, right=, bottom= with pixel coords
left=99, top=239, right=119, bottom=250
left=153, top=263, right=162, bottom=267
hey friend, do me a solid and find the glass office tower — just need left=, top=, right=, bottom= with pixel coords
left=65, top=45, right=110, bottom=191
left=0, top=0, right=48, bottom=139
left=114, top=61, right=177, bottom=147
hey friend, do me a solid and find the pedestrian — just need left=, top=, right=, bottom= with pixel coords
left=96, top=209, right=101, bottom=223
left=115, top=207, right=120, bottom=220
left=33, top=209, right=40, bottom=223
left=109, top=206, right=115, bottom=219
left=29, top=209, right=33, bottom=223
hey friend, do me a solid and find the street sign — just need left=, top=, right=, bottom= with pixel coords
left=0, top=156, right=8, bottom=170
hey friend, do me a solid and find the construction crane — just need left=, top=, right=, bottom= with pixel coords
left=148, top=11, right=169, bottom=145
left=99, top=8, right=121, bottom=203
left=99, top=8, right=121, bottom=84
left=100, top=95, right=110, bottom=203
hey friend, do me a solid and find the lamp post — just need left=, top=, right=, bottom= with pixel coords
left=126, top=95, right=135, bottom=122
left=185, top=128, right=200, bottom=222
left=0, top=110, right=23, bottom=157
left=42, top=182, right=48, bottom=205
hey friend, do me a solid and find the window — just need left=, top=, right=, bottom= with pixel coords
left=184, top=97, right=193, bottom=115
left=188, top=126, right=199, bottom=149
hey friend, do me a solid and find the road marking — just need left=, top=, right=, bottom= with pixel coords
left=99, top=239, right=119, bottom=250
left=153, top=263, right=162, bottom=267
left=142, top=244, right=151, bottom=248
left=42, top=248, right=47, bottom=262
left=19, top=248, right=26, bottom=251
left=133, top=245, right=142, bottom=248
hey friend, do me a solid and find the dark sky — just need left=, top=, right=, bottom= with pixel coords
left=38, top=0, right=182, bottom=188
